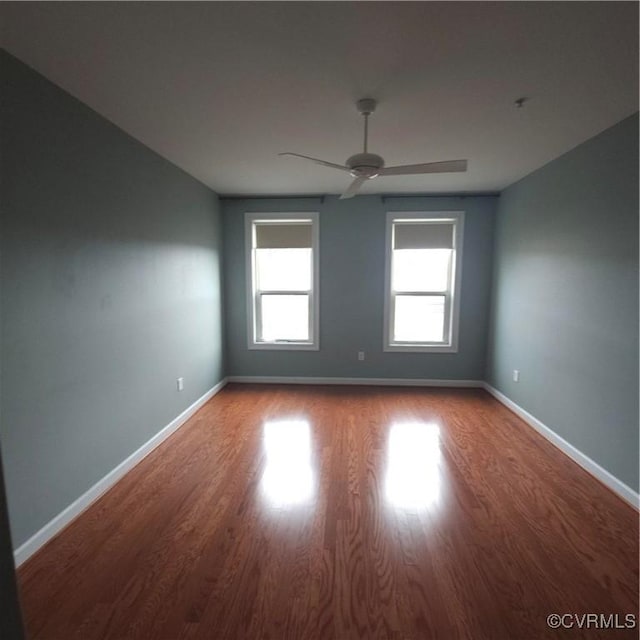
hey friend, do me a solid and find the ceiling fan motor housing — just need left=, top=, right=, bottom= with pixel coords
left=346, top=152, right=384, bottom=178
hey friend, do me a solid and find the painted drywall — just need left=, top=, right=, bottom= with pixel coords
left=223, top=195, right=496, bottom=380
left=487, top=114, right=639, bottom=491
left=0, top=51, right=225, bottom=547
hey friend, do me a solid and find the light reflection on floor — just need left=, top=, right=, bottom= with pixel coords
left=261, top=419, right=315, bottom=507
left=385, top=421, right=441, bottom=511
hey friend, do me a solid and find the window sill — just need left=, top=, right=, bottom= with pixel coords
left=248, top=341, right=319, bottom=351
left=384, top=343, right=458, bottom=354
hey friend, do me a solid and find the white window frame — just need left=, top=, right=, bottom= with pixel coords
left=245, top=211, right=320, bottom=350
left=383, top=211, right=464, bottom=353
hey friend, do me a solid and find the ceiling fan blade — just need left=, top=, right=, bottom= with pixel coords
left=339, top=176, right=367, bottom=199
left=279, top=152, right=350, bottom=172
left=379, top=160, right=468, bottom=176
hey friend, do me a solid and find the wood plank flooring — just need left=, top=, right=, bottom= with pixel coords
left=17, top=385, right=639, bottom=639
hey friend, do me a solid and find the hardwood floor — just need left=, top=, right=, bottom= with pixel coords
left=17, top=385, right=638, bottom=639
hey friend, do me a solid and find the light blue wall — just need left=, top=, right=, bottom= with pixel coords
left=487, top=114, right=639, bottom=491
left=1, top=52, right=225, bottom=546
left=223, top=195, right=497, bottom=380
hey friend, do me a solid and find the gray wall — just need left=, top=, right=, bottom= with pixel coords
left=223, top=195, right=496, bottom=380
left=1, top=51, right=225, bottom=546
left=487, top=114, right=639, bottom=491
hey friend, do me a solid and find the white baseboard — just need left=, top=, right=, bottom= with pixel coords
left=227, top=375, right=484, bottom=388
left=13, top=377, right=228, bottom=567
left=483, top=383, right=639, bottom=509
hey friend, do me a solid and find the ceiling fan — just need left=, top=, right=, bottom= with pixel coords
left=279, top=98, right=468, bottom=199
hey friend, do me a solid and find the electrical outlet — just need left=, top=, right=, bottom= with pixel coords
left=177, top=377, right=184, bottom=391
left=358, top=351, right=365, bottom=361
left=512, top=369, right=520, bottom=383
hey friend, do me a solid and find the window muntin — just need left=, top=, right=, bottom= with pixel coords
left=385, top=213, right=463, bottom=352
left=246, top=214, right=319, bottom=350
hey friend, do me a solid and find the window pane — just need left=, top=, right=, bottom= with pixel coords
left=394, top=295, right=445, bottom=343
left=256, top=249, right=311, bottom=291
left=260, top=294, right=309, bottom=341
left=392, top=249, right=451, bottom=292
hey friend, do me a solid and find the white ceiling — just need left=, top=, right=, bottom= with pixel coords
left=1, top=2, right=637, bottom=197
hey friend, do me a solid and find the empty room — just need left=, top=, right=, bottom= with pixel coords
left=1, top=2, right=638, bottom=639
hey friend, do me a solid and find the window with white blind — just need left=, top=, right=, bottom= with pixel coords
left=246, top=212, right=319, bottom=350
left=384, top=212, right=464, bottom=352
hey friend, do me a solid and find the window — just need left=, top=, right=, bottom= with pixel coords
left=246, top=212, right=319, bottom=349
left=384, top=211, right=464, bottom=352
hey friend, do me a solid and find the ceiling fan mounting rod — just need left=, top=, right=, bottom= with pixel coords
left=363, top=113, right=369, bottom=153
left=356, top=98, right=377, bottom=153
